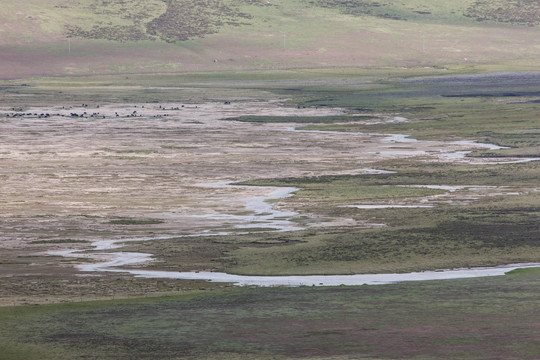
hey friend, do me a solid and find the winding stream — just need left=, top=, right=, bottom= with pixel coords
left=80, top=263, right=540, bottom=287
left=51, top=178, right=540, bottom=287
left=51, top=181, right=540, bottom=286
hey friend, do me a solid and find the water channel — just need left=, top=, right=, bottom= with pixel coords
left=50, top=125, right=540, bottom=286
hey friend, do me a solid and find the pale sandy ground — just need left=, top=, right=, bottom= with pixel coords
left=1, top=100, right=537, bottom=282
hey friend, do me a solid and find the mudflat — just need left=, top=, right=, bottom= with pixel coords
left=2, top=96, right=536, bottom=282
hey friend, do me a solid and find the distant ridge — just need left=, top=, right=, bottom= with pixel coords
left=1, top=0, right=540, bottom=78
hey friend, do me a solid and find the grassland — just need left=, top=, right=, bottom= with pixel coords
left=2, top=0, right=540, bottom=78
left=1, top=67, right=539, bottom=278
left=6, top=0, right=540, bottom=43
left=3, top=268, right=540, bottom=359
left=6, top=68, right=531, bottom=280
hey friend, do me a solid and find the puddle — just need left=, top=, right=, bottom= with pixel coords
left=192, top=182, right=303, bottom=232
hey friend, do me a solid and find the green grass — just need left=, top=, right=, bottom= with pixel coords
left=3, top=0, right=540, bottom=79
left=3, top=270, right=540, bottom=359
left=270, top=73, right=540, bottom=157
left=5, top=0, right=540, bottom=45
left=133, top=179, right=540, bottom=276
left=244, top=161, right=540, bottom=189
left=223, top=206, right=540, bottom=275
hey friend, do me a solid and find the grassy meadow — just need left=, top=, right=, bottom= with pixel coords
left=2, top=0, right=540, bottom=78
left=3, top=268, right=540, bottom=359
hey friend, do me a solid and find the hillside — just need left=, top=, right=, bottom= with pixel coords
left=1, top=0, right=540, bottom=79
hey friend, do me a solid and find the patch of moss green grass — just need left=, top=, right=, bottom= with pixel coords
left=3, top=269, right=540, bottom=359
left=230, top=209, right=540, bottom=275
left=29, top=239, right=89, bottom=244
left=245, top=161, right=540, bottom=189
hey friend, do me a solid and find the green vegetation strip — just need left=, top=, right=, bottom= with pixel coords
left=107, top=218, right=164, bottom=225
left=29, top=239, right=89, bottom=245
left=220, top=198, right=540, bottom=275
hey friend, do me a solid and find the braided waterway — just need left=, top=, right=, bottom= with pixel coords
left=50, top=178, right=540, bottom=287
left=36, top=102, right=539, bottom=287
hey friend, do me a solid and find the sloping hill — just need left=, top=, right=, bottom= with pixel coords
left=1, top=0, right=540, bottom=79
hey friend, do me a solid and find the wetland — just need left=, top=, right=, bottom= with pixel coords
left=1, top=69, right=539, bottom=359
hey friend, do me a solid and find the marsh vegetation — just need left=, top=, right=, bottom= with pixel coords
left=1, top=68, right=539, bottom=359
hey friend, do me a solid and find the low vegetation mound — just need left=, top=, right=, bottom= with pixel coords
left=66, top=0, right=253, bottom=42
left=66, top=24, right=148, bottom=42
left=146, top=0, right=252, bottom=42
left=309, top=0, right=406, bottom=20
left=465, top=0, right=540, bottom=26
left=61, top=0, right=540, bottom=43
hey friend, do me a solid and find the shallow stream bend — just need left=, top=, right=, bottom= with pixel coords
left=50, top=127, right=540, bottom=287
left=51, top=182, right=540, bottom=287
